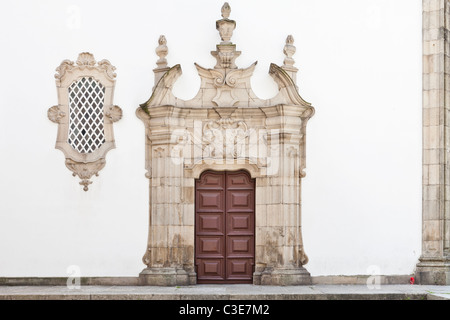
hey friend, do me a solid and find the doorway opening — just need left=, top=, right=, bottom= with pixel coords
left=195, top=170, right=255, bottom=284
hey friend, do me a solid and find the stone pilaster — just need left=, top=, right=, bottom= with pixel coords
left=416, top=0, right=450, bottom=285
left=137, top=107, right=198, bottom=286
left=252, top=109, right=311, bottom=286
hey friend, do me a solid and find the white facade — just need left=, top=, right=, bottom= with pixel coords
left=0, top=0, right=422, bottom=278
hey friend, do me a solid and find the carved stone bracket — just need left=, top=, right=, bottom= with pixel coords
left=65, top=158, right=106, bottom=191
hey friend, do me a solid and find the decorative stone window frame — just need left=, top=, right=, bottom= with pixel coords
left=48, top=52, right=122, bottom=191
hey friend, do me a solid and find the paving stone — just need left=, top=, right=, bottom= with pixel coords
left=0, top=285, right=448, bottom=300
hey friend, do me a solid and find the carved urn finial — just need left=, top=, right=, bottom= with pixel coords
left=212, top=3, right=241, bottom=69
left=155, top=35, right=169, bottom=69
left=221, top=2, right=231, bottom=19
left=216, top=2, right=236, bottom=44
left=283, top=35, right=296, bottom=68
left=153, top=35, right=170, bottom=89
left=282, top=35, right=299, bottom=84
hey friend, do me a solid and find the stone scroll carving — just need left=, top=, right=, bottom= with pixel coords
left=48, top=52, right=122, bottom=191
left=202, top=118, right=249, bottom=159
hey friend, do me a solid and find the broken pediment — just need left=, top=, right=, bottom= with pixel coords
left=140, top=2, right=312, bottom=111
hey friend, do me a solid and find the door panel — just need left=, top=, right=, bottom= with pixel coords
left=226, top=258, right=254, bottom=281
left=198, top=215, right=223, bottom=234
left=228, top=213, right=253, bottom=232
left=197, top=191, right=224, bottom=212
left=196, top=258, right=225, bottom=281
left=197, top=237, right=223, bottom=256
left=195, top=171, right=226, bottom=282
left=227, top=191, right=254, bottom=213
left=196, top=170, right=255, bottom=284
left=227, top=236, right=254, bottom=256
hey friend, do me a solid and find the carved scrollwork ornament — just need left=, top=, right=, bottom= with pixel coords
left=202, top=118, right=249, bottom=159
left=98, top=60, right=117, bottom=80
left=47, top=106, right=66, bottom=123
left=142, top=248, right=152, bottom=267
left=48, top=52, right=121, bottom=191
left=76, top=52, right=96, bottom=66
left=105, top=105, right=123, bottom=123
left=299, top=246, right=309, bottom=266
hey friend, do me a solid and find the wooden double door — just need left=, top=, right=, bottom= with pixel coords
left=195, top=170, right=255, bottom=284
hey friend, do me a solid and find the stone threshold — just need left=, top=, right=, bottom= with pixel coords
left=0, top=275, right=414, bottom=286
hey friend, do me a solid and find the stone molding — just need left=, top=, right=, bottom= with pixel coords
left=48, top=52, right=122, bottom=191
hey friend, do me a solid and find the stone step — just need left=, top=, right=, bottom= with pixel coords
left=0, top=285, right=448, bottom=300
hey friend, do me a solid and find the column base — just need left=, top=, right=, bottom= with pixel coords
left=139, top=267, right=197, bottom=286
left=415, top=258, right=450, bottom=285
left=253, top=266, right=312, bottom=286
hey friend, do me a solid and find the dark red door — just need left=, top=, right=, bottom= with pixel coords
left=195, top=170, right=255, bottom=284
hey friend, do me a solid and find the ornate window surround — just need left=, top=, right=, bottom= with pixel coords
left=48, top=52, right=122, bottom=191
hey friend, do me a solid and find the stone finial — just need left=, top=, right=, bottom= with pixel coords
left=216, top=2, right=236, bottom=44
left=153, top=35, right=170, bottom=90
left=212, top=3, right=240, bottom=69
left=155, top=35, right=168, bottom=69
left=283, top=35, right=297, bottom=68
left=282, top=35, right=298, bottom=84
left=221, top=2, right=231, bottom=19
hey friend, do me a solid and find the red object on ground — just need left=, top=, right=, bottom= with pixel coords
left=410, top=277, right=415, bottom=285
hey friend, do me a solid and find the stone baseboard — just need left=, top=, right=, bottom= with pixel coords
left=254, top=267, right=312, bottom=286
left=0, top=274, right=418, bottom=286
left=139, top=268, right=197, bottom=286
left=0, top=277, right=140, bottom=286
left=311, top=275, right=413, bottom=285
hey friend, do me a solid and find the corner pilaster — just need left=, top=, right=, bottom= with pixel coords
left=416, top=0, right=450, bottom=285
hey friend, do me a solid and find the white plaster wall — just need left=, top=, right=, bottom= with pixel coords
left=0, top=0, right=422, bottom=277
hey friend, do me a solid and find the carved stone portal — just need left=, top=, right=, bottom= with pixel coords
left=137, top=3, right=315, bottom=285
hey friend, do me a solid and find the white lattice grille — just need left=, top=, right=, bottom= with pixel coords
left=68, top=77, right=106, bottom=154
